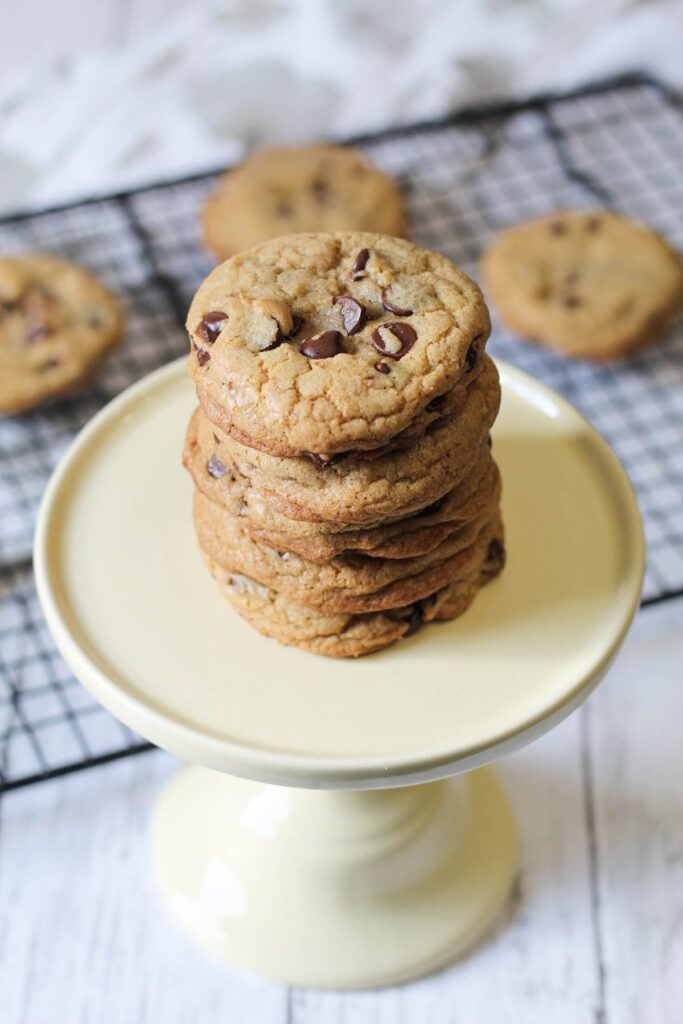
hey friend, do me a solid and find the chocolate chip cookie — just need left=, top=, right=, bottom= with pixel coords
left=186, top=355, right=500, bottom=526
left=187, top=232, right=491, bottom=458
left=202, top=145, right=406, bottom=261
left=0, top=255, right=123, bottom=415
left=482, top=211, right=683, bottom=361
left=194, top=487, right=501, bottom=613
left=184, top=418, right=498, bottom=562
left=202, top=516, right=504, bottom=658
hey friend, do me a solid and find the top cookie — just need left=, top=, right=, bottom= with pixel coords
left=201, top=145, right=405, bottom=260
left=0, top=254, right=123, bottom=415
left=187, top=232, right=491, bottom=458
left=482, top=211, right=683, bottom=361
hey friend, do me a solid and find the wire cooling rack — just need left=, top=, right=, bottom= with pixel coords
left=1, top=72, right=682, bottom=792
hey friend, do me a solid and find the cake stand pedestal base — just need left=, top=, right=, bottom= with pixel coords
left=152, top=765, right=517, bottom=988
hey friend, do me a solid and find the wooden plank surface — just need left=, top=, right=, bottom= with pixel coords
left=590, top=599, right=683, bottom=1024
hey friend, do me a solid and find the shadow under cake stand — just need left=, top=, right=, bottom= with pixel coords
left=35, top=358, right=644, bottom=989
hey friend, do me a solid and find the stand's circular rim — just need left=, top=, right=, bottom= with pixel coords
left=34, top=357, right=645, bottom=789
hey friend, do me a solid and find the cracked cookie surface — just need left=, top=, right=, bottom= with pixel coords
left=0, top=255, right=123, bottom=414
left=482, top=211, right=683, bottom=361
left=187, top=232, right=491, bottom=457
left=202, top=145, right=405, bottom=261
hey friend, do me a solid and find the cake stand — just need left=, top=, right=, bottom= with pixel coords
left=34, top=357, right=644, bottom=989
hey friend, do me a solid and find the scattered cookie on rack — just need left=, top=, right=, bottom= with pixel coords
left=183, top=230, right=505, bottom=657
left=0, top=255, right=124, bottom=415
left=201, top=145, right=406, bottom=261
left=482, top=211, right=683, bottom=361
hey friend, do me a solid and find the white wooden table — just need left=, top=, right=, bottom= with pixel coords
left=1, top=597, right=681, bottom=1024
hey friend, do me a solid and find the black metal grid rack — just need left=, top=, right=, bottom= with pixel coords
left=1, top=73, right=682, bottom=793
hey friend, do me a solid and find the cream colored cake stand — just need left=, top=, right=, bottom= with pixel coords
left=34, top=358, right=644, bottom=990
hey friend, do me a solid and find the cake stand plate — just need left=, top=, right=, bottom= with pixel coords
left=35, top=358, right=644, bottom=988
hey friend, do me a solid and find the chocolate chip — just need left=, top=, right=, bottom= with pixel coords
left=261, top=315, right=298, bottom=352
left=260, top=334, right=283, bottom=353
left=197, top=311, right=227, bottom=344
left=207, top=455, right=227, bottom=478
left=426, top=394, right=445, bottom=413
left=334, top=296, right=366, bottom=335
left=375, top=361, right=391, bottom=374
left=404, top=604, right=424, bottom=637
left=586, top=216, right=602, bottom=233
left=304, top=450, right=349, bottom=468
left=550, top=221, right=567, bottom=236
left=311, top=177, right=329, bottom=202
left=564, top=295, right=582, bottom=308
left=39, top=357, right=61, bottom=372
left=195, top=346, right=211, bottom=366
left=465, top=334, right=482, bottom=371
left=371, top=322, right=417, bottom=360
left=487, top=538, right=505, bottom=563
left=382, top=289, right=413, bottom=316
left=285, top=314, right=303, bottom=339
left=351, top=248, right=370, bottom=279
left=212, top=433, right=221, bottom=445
left=300, top=330, right=343, bottom=359
left=275, top=201, right=293, bottom=218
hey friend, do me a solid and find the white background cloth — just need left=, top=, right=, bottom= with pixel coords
left=1, top=0, right=683, bottom=213
left=1, top=3, right=682, bottom=1021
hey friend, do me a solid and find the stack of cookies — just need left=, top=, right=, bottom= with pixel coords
left=183, top=233, right=504, bottom=657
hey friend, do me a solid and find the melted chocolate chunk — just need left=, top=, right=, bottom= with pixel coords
left=197, top=311, right=227, bottom=344
left=207, top=454, right=227, bottom=478
left=550, top=221, right=567, bottom=236
left=300, top=330, right=343, bottom=359
left=334, top=296, right=366, bottom=335
left=465, top=333, right=482, bottom=371
left=371, top=321, right=417, bottom=360
left=403, top=598, right=436, bottom=634
left=194, top=345, right=211, bottom=366
left=285, top=314, right=303, bottom=339
left=403, top=602, right=423, bottom=634
left=375, top=361, right=391, bottom=374
left=426, top=394, right=446, bottom=413
left=487, top=538, right=505, bottom=563
left=260, top=334, right=283, bottom=353
left=260, top=312, right=302, bottom=352
left=381, top=289, right=413, bottom=316
left=351, top=248, right=370, bottom=279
